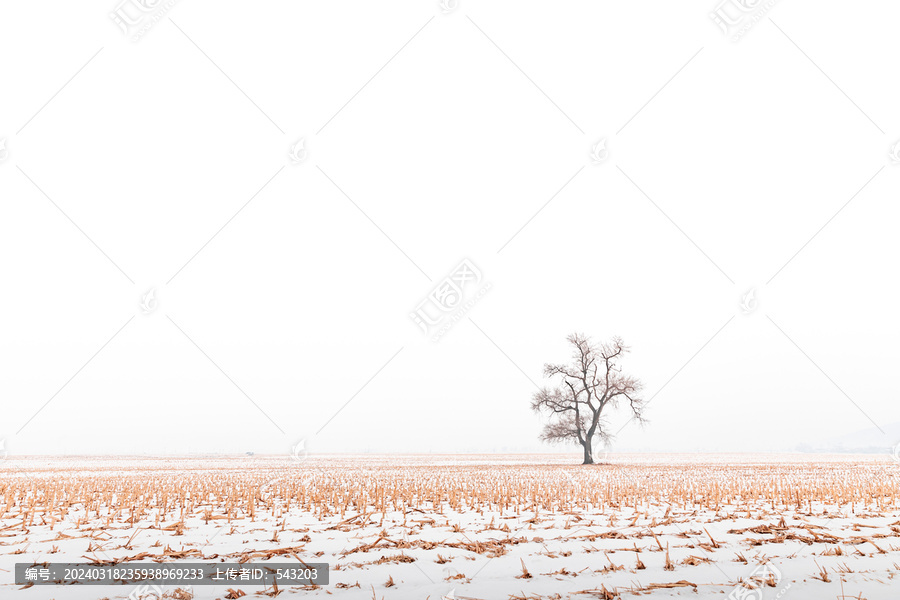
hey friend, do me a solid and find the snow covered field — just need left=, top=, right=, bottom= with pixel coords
left=1, top=454, right=898, bottom=599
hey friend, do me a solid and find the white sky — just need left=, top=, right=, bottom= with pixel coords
left=1, top=0, right=898, bottom=456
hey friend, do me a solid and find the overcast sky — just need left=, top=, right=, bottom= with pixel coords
left=1, top=0, right=898, bottom=456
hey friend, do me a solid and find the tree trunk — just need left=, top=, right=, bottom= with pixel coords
left=582, top=440, right=594, bottom=465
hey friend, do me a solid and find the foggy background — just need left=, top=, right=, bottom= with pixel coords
left=1, top=0, right=898, bottom=457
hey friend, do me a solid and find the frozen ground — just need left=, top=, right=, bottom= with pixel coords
left=1, top=454, right=898, bottom=599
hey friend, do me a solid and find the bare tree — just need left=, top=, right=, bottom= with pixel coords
left=531, top=333, right=645, bottom=464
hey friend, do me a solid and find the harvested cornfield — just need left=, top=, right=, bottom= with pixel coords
left=1, top=454, right=899, bottom=599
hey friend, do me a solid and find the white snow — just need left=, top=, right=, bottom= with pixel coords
left=1, top=454, right=898, bottom=599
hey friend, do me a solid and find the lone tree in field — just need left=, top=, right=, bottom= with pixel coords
left=531, top=333, right=645, bottom=464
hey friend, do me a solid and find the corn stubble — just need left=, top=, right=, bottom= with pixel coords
left=3, top=461, right=894, bottom=522
left=1, top=456, right=898, bottom=597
